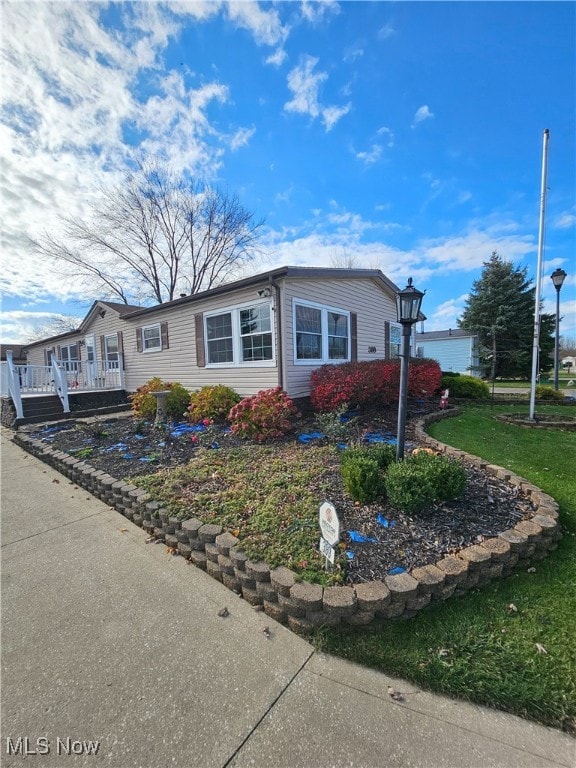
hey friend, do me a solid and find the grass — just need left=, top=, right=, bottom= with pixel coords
left=317, top=403, right=576, bottom=734
left=136, top=443, right=346, bottom=585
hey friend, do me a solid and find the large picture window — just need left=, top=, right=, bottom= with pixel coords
left=294, top=301, right=350, bottom=364
left=205, top=303, right=273, bottom=366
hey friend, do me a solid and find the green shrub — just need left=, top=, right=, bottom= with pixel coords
left=341, top=443, right=396, bottom=471
left=187, top=384, right=241, bottom=422
left=441, top=374, right=489, bottom=399
left=410, top=452, right=467, bottom=502
left=341, top=456, right=384, bottom=504
left=384, top=461, right=435, bottom=513
left=228, top=387, right=300, bottom=442
left=129, top=377, right=191, bottom=421
left=535, top=385, right=565, bottom=401
left=384, top=452, right=467, bottom=513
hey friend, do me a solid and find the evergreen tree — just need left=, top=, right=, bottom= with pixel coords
left=459, top=252, right=555, bottom=379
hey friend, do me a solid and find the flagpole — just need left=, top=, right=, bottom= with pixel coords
left=529, top=129, right=549, bottom=421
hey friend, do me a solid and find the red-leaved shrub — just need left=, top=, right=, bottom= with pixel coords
left=228, top=387, right=300, bottom=442
left=310, top=359, right=441, bottom=412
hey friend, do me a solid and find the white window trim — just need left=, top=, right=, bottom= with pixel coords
left=104, top=333, right=119, bottom=362
left=293, top=298, right=351, bottom=365
left=204, top=300, right=276, bottom=368
left=142, top=323, right=162, bottom=353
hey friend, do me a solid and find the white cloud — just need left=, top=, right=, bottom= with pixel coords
left=552, top=210, right=576, bottom=230
left=424, top=296, right=469, bottom=331
left=0, top=311, right=83, bottom=344
left=376, top=126, right=394, bottom=147
left=356, top=144, right=383, bottom=165
left=412, top=104, right=434, bottom=126
left=284, top=55, right=350, bottom=131
left=322, top=103, right=351, bottom=131
left=300, top=1, right=340, bottom=24
left=226, top=2, right=288, bottom=47
left=378, top=24, right=396, bottom=40
left=265, top=48, right=288, bottom=67
left=285, top=55, right=327, bottom=119
left=229, top=126, right=256, bottom=151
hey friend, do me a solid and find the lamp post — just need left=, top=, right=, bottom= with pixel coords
left=551, top=268, right=567, bottom=390
left=395, top=278, right=425, bottom=460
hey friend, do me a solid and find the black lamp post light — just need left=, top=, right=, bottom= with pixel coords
left=395, top=278, right=425, bottom=461
left=551, top=268, right=567, bottom=390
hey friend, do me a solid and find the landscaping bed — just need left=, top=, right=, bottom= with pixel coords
left=24, top=402, right=536, bottom=585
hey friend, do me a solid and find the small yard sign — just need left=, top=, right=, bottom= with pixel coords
left=319, top=501, right=340, bottom=570
left=319, top=501, right=340, bottom=546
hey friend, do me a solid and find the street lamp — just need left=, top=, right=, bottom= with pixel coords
left=551, top=268, right=567, bottom=390
left=395, top=278, right=425, bottom=460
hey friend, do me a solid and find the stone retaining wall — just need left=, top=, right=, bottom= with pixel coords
left=12, top=408, right=562, bottom=634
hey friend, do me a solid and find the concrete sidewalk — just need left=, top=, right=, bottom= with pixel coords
left=1, top=429, right=574, bottom=768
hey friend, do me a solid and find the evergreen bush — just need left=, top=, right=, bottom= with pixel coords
left=441, top=374, right=489, bottom=399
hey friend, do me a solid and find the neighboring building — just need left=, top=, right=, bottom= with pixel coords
left=1, top=344, right=27, bottom=364
left=414, top=328, right=480, bottom=377
left=21, top=267, right=407, bottom=400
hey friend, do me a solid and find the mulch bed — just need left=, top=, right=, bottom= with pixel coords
left=25, top=402, right=535, bottom=583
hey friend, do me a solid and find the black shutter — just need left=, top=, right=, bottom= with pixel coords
left=195, top=314, right=205, bottom=367
left=117, top=331, right=124, bottom=369
left=350, top=313, right=358, bottom=362
left=136, top=327, right=143, bottom=353
left=384, top=321, right=390, bottom=360
left=161, top=322, right=169, bottom=350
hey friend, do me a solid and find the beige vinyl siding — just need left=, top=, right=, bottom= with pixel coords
left=123, top=285, right=280, bottom=396
left=25, top=334, right=83, bottom=366
left=280, top=277, right=397, bottom=398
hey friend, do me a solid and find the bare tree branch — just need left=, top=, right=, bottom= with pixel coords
left=32, top=162, right=265, bottom=305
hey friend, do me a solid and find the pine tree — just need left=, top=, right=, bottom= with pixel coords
left=459, top=252, right=555, bottom=379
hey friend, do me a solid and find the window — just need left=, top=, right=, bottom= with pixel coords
left=85, top=336, right=95, bottom=362
left=389, top=323, right=402, bottom=359
left=240, top=306, right=272, bottom=362
left=60, top=343, right=79, bottom=372
left=205, top=303, right=274, bottom=366
left=294, top=301, right=350, bottom=364
left=142, top=324, right=161, bottom=351
left=206, top=312, right=233, bottom=364
left=105, top=334, right=119, bottom=364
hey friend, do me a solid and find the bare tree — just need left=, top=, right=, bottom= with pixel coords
left=33, top=163, right=265, bottom=305
left=330, top=248, right=361, bottom=269
left=26, top=315, right=81, bottom=342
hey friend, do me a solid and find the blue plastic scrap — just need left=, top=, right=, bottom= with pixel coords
left=345, top=551, right=355, bottom=560
left=348, top=531, right=377, bottom=543
left=388, top=566, right=406, bottom=575
left=297, top=431, right=326, bottom=443
left=104, top=442, right=128, bottom=452
left=376, top=514, right=395, bottom=529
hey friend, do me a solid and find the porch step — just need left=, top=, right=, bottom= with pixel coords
left=19, top=395, right=66, bottom=425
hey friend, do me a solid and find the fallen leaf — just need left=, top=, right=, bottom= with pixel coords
left=52, top=479, right=60, bottom=484
left=527, top=567, right=536, bottom=573
left=262, top=626, right=271, bottom=639
left=218, top=607, right=230, bottom=618
left=535, top=643, right=548, bottom=655
left=507, top=603, right=518, bottom=613
left=387, top=686, right=404, bottom=702
left=437, top=648, right=451, bottom=657
left=119, top=528, right=128, bottom=533
left=166, top=546, right=177, bottom=556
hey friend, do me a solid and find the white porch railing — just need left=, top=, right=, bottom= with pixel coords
left=4, top=354, right=125, bottom=419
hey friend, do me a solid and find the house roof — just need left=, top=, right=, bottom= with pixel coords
left=415, top=329, right=477, bottom=341
left=1, top=344, right=27, bottom=361
left=122, top=266, right=402, bottom=319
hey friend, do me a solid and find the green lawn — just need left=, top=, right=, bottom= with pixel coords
left=317, top=403, right=576, bottom=734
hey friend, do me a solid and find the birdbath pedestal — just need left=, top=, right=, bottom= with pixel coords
left=151, top=390, right=170, bottom=426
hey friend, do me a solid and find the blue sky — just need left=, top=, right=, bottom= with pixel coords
left=1, top=1, right=575, bottom=343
